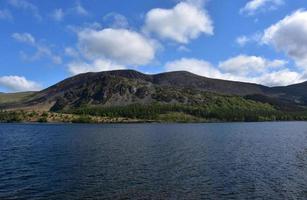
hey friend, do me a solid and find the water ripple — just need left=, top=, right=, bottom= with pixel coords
left=0, top=122, right=306, bottom=199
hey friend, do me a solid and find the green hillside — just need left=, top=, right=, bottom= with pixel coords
left=0, top=92, right=34, bottom=104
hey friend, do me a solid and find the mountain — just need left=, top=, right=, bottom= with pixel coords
left=1, top=69, right=307, bottom=113
left=275, top=81, right=307, bottom=104
left=2, top=69, right=307, bottom=122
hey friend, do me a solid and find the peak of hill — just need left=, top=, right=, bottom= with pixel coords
left=1, top=70, right=307, bottom=112
left=45, top=69, right=272, bottom=95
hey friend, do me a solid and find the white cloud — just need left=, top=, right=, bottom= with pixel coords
left=0, top=9, right=13, bottom=21
left=261, top=10, right=307, bottom=69
left=0, top=76, right=41, bottom=92
left=235, top=33, right=262, bottom=47
left=12, top=32, right=62, bottom=64
left=165, top=56, right=301, bottom=86
left=165, top=58, right=223, bottom=79
left=218, top=55, right=286, bottom=76
left=144, top=1, right=213, bottom=44
left=236, top=36, right=249, bottom=46
left=252, top=69, right=302, bottom=86
left=8, top=0, right=41, bottom=20
left=67, top=24, right=158, bottom=75
left=12, top=33, right=35, bottom=45
left=78, top=28, right=156, bottom=66
left=68, top=59, right=126, bottom=75
left=51, top=8, right=64, bottom=21
left=240, top=0, right=284, bottom=15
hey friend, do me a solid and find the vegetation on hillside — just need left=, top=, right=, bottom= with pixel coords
left=1, top=98, right=307, bottom=123
left=66, top=100, right=307, bottom=122
left=0, top=110, right=147, bottom=123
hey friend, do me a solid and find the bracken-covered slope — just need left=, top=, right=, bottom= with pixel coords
left=1, top=70, right=307, bottom=111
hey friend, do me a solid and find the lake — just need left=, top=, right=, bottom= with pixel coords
left=0, top=122, right=306, bottom=199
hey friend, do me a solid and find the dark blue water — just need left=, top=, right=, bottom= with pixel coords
left=0, top=122, right=306, bottom=200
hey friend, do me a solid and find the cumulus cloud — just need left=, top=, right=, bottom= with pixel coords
left=261, top=10, right=307, bottom=69
left=77, top=28, right=156, bottom=66
left=218, top=55, right=286, bottom=76
left=240, top=0, right=284, bottom=15
left=8, top=0, right=41, bottom=20
left=144, top=1, right=213, bottom=44
left=165, top=56, right=302, bottom=86
left=165, top=58, right=223, bottom=79
left=12, top=32, right=62, bottom=64
left=253, top=69, right=302, bottom=86
left=0, top=9, right=13, bottom=21
left=0, top=76, right=41, bottom=92
left=68, top=59, right=126, bottom=75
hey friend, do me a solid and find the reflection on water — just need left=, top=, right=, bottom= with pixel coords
left=0, top=122, right=306, bottom=199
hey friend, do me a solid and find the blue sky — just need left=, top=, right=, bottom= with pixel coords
left=1, top=0, right=307, bottom=92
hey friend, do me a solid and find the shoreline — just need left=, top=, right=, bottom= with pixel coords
left=1, top=119, right=307, bottom=125
left=2, top=110, right=307, bottom=124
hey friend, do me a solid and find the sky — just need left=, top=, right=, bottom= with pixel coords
left=1, top=0, right=307, bottom=92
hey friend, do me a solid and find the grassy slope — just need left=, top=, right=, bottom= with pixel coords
left=0, top=92, right=35, bottom=104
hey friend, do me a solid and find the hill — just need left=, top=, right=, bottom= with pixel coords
left=1, top=70, right=307, bottom=122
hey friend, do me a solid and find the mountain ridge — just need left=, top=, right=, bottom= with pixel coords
left=0, top=69, right=307, bottom=112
